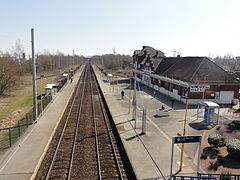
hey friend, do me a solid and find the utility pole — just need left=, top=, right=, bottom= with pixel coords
left=202, top=75, right=208, bottom=100
left=72, top=49, right=74, bottom=66
left=31, top=28, right=38, bottom=121
left=132, top=55, right=137, bottom=128
left=128, top=77, right=132, bottom=114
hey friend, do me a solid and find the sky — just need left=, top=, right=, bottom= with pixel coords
left=0, top=0, right=240, bottom=57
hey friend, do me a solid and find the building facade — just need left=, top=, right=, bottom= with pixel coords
left=133, top=46, right=240, bottom=105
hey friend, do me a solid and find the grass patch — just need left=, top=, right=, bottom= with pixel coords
left=0, top=93, right=33, bottom=122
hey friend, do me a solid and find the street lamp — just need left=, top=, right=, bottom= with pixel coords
left=179, top=90, right=189, bottom=171
left=202, top=75, right=208, bottom=100
left=128, top=76, right=132, bottom=114
left=132, top=55, right=138, bottom=129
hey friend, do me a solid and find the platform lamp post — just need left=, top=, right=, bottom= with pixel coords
left=31, top=28, right=38, bottom=121
left=40, top=75, right=43, bottom=114
left=202, top=75, right=208, bottom=100
left=128, top=76, right=132, bottom=114
left=179, top=89, right=189, bottom=171
left=112, top=75, right=115, bottom=92
left=72, top=49, right=74, bottom=66
left=132, top=55, right=138, bottom=129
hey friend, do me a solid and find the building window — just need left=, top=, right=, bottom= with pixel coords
left=160, top=80, right=165, bottom=88
left=169, top=83, right=173, bottom=92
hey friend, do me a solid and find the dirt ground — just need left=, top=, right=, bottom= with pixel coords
left=201, top=124, right=240, bottom=174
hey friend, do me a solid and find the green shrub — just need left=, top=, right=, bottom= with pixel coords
left=226, top=139, right=240, bottom=158
left=208, top=134, right=225, bottom=147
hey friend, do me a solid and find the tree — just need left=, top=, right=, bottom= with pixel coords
left=91, top=54, right=132, bottom=69
left=10, top=39, right=25, bottom=73
left=0, top=57, right=19, bottom=95
left=213, top=54, right=236, bottom=70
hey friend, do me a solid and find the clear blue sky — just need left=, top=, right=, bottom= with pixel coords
left=0, top=0, right=239, bottom=57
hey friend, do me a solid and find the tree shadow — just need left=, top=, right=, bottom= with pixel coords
left=222, top=154, right=240, bottom=169
left=189, top=121, right=210, bottom=130
left=202, top=146, right=219, bottom=159
left=114, top=79, right=130, bottom=84
left=153, top=114, right=169, bottom=118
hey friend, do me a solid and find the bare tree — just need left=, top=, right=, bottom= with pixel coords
left=92, top=54, right=132, bottom=69
left=0, top=57, right=19, bottom=95
left=11, top=39, right=25, bottom=73
left=213, top=54, right=236, bottom=70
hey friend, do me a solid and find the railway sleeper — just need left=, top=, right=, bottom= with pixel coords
left=101, top=174, right=120, bottom=179
left=101, top=165, right=118, bottom=170
left=99, top=156, right=114, bottom=160
left=99, top=152, right=115, bottom=157
left=100, top=160, right=116, bottom=165
left=99, top=148, right=113, bottom=152
left=98, top=142, right=111, bottom=145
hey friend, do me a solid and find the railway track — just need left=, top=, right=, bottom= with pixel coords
left=35, top=63, right=136, bottom=180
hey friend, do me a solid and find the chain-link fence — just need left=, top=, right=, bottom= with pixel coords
left=0, top=95, right=52, bottom=151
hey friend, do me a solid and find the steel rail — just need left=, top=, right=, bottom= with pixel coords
left=45, top=65, right=87, bottom=180
left=91, top=65, right=124, bottom=179
left=67, top=64, right=89, bottom=179
left=90, top=67, right=102, bottom=179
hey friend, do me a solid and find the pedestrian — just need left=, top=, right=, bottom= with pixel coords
left=70, top=77, right=73, bottom=83
left=171, top=99, right=175, bottom=109
left=121, top=90, right=125, bottom=99
left=161, top=105, right=165, bottom=111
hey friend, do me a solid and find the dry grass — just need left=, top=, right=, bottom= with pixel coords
left=0, top=66, right=76, bottom=129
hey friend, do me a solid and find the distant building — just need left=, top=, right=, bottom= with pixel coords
left=133, top=46, right=240, bottom=105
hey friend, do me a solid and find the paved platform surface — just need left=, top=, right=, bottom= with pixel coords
left=93, top=66, right=233, bottom=180
left=0, top=64, right=236, bottom=180
left=0, top=66, right=84, bottom=180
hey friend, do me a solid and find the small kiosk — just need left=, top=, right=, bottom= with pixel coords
left=45, top=83, right=57, bottom=96
left=107, top=73, right=113, bottom=83
left=197, top=101, right=220, bottom=124
left=62, top=73, right=69, bottom=79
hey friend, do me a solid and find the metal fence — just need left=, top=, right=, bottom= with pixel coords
left=172, top=175, right=217, bottom=180
left=0, top=95, right=52, bottom=151
left=199, top=173, right=240, bottom=180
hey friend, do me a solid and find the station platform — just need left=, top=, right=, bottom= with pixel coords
left=93, top=66, right=208, bottom=180
left=0, top=66, right=84, bottom=180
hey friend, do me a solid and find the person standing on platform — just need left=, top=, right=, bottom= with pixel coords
left=121, top=90, right=125, bottom=99
left=171, top=98, right=175, bottom=109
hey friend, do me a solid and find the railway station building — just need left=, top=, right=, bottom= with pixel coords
left=133, top=46, right=240, bottom=105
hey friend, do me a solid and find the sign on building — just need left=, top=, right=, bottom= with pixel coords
left=190, top=85, right=210, bottom=92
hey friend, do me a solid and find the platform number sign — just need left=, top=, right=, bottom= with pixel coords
left=170, top=135, right=202, bottom=179
left=174, top=136, right=201, bottom=144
